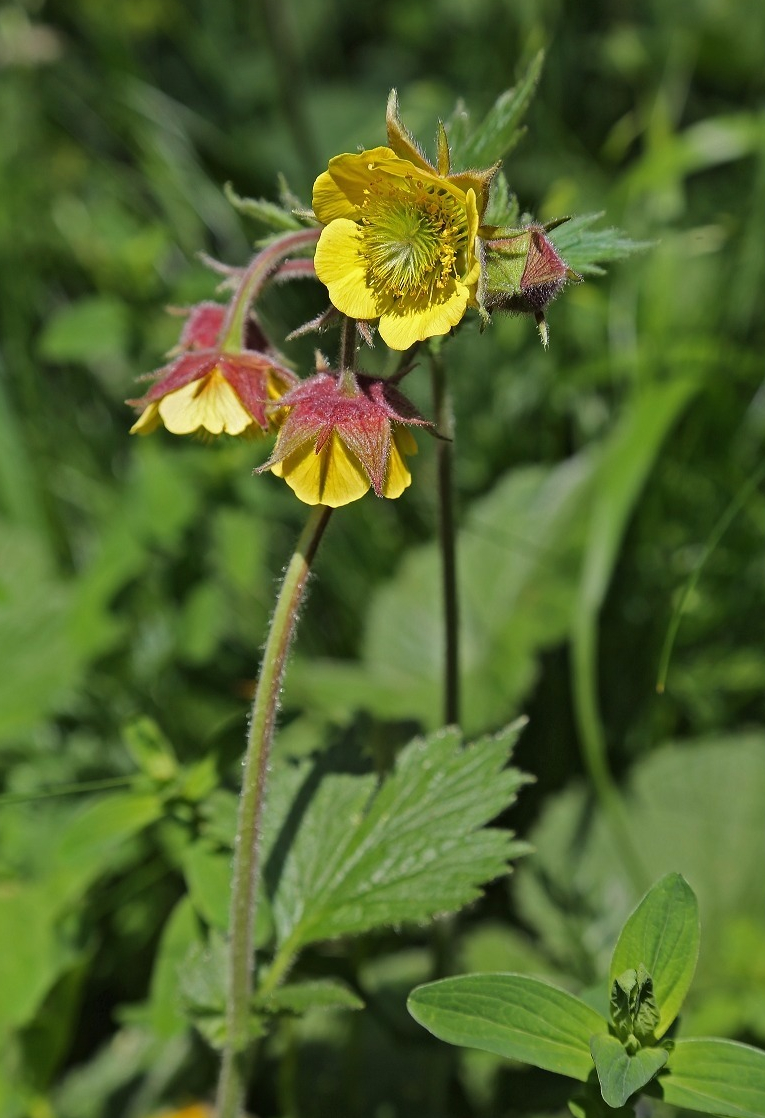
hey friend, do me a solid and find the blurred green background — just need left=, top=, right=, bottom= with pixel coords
left=1, top=0, right=764, bottom=1114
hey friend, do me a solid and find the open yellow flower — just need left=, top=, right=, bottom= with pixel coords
left=313, top=148, right=481, bottom=350
left=260, top=366, right=428, bottom=508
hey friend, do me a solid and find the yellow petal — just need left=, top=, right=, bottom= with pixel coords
left=382, top=426, right=416, bottom=498
left=378, top=285, right=470, bottom=350
left=318, top=147, right=399, bottom=213
left=312, top=170, right=359, bottom=223
left=314, top=220, right=380, bottom=320
left=129, top=401, right=162, bottom=435
left=158, top=368, right=254, bottom=436
left=272, top=432, right=370, bottom=507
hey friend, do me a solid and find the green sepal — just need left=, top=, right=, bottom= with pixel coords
left=386, top=88, right=432, bottom=171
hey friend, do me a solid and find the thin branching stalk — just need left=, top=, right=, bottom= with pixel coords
left=216, top=504, right=332, bottom=1118
left=220, top=228, right=320, bottom=353
left=429, top=349, right=460, bottom=726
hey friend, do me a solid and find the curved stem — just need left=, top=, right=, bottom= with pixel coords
left=220, top=228, right=320, bottom=353
left=429, top=349, right=460, bottom=726
left=216, top=504, right=332, bottom=1118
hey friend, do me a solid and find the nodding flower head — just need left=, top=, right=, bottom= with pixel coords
left=128, top=301, right=297, bottom=438
left=259, top=360, right=429, bottom=507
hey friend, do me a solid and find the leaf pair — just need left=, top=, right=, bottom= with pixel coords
left=409, top=873, right=765, bottom=1115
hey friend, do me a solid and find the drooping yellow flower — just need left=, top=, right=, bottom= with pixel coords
left=312, top=148, right=482, bottom=351
left=260, top=365, right=427, bottom=508
left=128, top=301, right=297, bottom=437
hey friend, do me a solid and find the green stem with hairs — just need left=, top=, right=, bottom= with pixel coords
left=216, top=504, right=332, bottom=1118
left=220, top=228, right=320, bottom=354
left=429, top=348, right=460, bottom=726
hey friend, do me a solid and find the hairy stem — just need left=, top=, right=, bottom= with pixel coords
left=216, top=504, right=332, bottom=1118
left=220, top=228, right=320, bottom=353
left=430, top=349, right=460, bottom=726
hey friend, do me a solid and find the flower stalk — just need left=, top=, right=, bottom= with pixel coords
left=220, top=228, right=321, bottom=353
left=429, top=348, right=460, bottom=726
left=216, top=504, right=332, bottom=1118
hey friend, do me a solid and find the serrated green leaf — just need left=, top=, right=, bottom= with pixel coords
left=408, top=973, right=607, bottom=1081
left=662, top=1038, right=765, bottom=1118
left=224, top=182, right=302, bottom=231
left=590, top=1034, right=667, bottom=1107
left=258, top=979, right=364, bottom=1014
left=454, top=51, right=544, bottom=167
left=548, top=213, right=651, bottom=276
left=610, top=874, right=699, bottom=1038
left=270, top=724, right=528, bottom=951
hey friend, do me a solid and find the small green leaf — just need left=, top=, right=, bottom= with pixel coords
left=454, top=50, right=544, bottom=166
left=408, top=974, right=607, bottom=1081
left=590, top=1034, right=668, bottom=1107
left=224, top=182, right=303, bottom=230
left=547, top=212, right=650, bottom=276
left=569, top=1082, right=636, bottom=1118
left=661, top=1038, right=765, bottom=1118
left=258, top=979, right=364, bottom=1015
left=122, top=717, right=177, bottom=783
left=610, top=873, right=700, bottom=1038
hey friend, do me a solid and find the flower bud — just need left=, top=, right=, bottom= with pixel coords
left=481, top=223, right=580, bottom=345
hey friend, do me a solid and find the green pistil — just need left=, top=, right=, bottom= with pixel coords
left=361, top=179, right=467, bottom=302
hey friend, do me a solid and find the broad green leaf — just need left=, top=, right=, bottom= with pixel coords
left=569, top=1082, right=636, bottom=1118
left=49, top=791, right=164, bottom=906
left=548, top=213, right=650, bottom=277
left=408, top=973, right=607, bottom=1081
left=258, top=979, right=364, bottom=1014
left=138, top=896, right=201, bottom=1040
left=590, top=1034, right=667, bottom=1107
left=452, top=51, right=544, bottom=166
left=270, top=724, right=528, bottom=950
left=0, top=884, right=72, bottom=1031
left=662, top=1038, right=765, bottom=1118
left=610, top=874, right=699, bottom=1037
left=183, top=841, right=231, bottom=930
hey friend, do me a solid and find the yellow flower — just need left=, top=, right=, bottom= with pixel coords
left=312, top=147, right=481, bottom=350
left=128, top=301, right=297, bottom=438
left=260, top=366, right=427, bottom=508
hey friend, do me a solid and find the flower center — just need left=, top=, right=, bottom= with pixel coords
left=359, top=175, right=468, bottom=303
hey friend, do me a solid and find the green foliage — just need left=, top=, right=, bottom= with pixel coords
left=409, top=974, right=608, bottom=1080
left=410, top=875, right=765, bottom=1113
left=661, top=1039, right=765, bottom=1118
left=449, top=50, right=545, bottom=167
left=590, top=1035, right=667, bottom=1107
left=2, top=1, right=764, bottom=1114
left=267, top=722, right=528, bottom=953
left=610, top=874, right=699, bottom=1040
